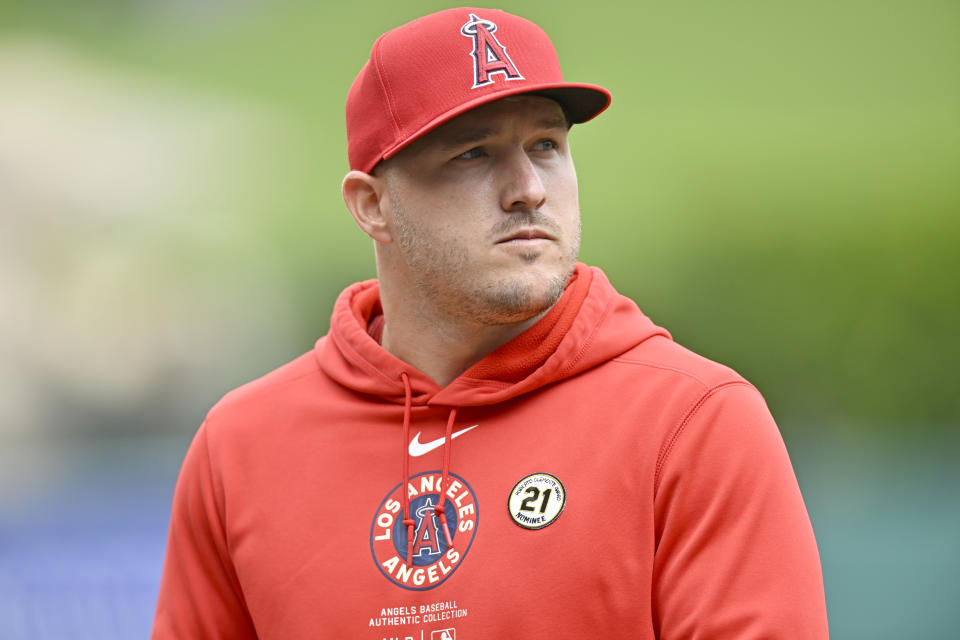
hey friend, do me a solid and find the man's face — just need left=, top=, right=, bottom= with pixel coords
left=378, top=95, right=581, bottom=326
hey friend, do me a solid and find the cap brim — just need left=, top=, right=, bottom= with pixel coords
left=379, top=82, right=611, bottom=167
left=528, top=83, right=612, bottom=124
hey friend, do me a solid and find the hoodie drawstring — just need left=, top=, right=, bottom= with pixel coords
left=398, top=372, right=457, bottom=565
left=399, top=372, right=416, bottom=565
left=435, top=407, right=457, bottom=549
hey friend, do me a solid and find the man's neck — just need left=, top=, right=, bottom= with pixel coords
left=378, top=294, right=547, bottom=388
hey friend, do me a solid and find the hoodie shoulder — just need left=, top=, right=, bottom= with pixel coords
left=207, top=347, right=324, bottom=422
left=613, top=334, right=749, bottom=391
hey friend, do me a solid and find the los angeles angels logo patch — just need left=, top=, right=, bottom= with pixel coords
left=460, top=13, right=524, bottom=88
left=371, top=471, right=479, bottom=590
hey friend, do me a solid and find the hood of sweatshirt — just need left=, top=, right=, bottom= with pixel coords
left=317, top=263, right=670, bottom=408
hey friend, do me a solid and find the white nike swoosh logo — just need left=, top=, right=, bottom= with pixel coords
left=408, top=425, right=479, bottom=457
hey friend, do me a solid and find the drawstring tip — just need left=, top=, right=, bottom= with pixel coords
left=405, top=522, right=415, bottom=565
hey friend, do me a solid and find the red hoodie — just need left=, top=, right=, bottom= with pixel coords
left=153, top=264, right=828, bottom=638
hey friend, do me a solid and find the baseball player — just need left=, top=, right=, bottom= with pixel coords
left=153, top=8, right=828, bottom=638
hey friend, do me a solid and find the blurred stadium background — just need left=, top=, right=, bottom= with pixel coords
left=1, top=0, right=957, bottom=637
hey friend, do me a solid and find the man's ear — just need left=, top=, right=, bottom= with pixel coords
left=342, top=170, right=393, bottom=243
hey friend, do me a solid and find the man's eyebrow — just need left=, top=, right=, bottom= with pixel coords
left=538, top=114, right=569, bottom=130
left=436, top=115, right=568, bottom=151
left=437, top=127, right=498, bottom=151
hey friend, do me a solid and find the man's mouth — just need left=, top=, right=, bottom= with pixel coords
left=496, top=228, right=555, bottom=244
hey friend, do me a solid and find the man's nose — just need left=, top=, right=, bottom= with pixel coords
left=499, top=149, right=547, bottom=212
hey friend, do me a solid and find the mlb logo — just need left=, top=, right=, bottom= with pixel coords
left=431, top=629, right=455, bottom=640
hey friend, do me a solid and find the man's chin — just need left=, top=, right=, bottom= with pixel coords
left=472, top=270, right=570, bottom=325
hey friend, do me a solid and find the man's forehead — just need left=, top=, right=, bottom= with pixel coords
left=400, top=95, right=568, bottom=157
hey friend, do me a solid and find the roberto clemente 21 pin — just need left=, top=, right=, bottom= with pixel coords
left=507, top=473, right=566, bottom=529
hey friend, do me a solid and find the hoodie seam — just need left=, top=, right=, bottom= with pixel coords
left=611, top=357, right=716, bottom=388
left=451, top=377, right=513, bottom=390
left=331, top=329, right=410, bottom=391
left=199, top=423, right=253, bottom=616
left=653, top=380, right=754, bottom=495
left=200, top=424, right=231, bottom=555
left=555, top=285, right=614, bottom=378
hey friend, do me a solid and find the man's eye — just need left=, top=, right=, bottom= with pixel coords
left=455, top=147, right=484, bottom=160
left=533, top=139, right=559, bottom=152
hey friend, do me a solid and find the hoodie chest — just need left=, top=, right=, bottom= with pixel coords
left=223, top=378, right=663, bottom=638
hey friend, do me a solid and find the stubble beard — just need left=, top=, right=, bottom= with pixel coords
left=391, top=201, right=580, bottom=327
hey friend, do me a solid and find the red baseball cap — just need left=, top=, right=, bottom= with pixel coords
left=346, top=7, right=612, bottom=172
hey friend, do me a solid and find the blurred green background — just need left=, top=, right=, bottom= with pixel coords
left=1, top=0, right=957, bottom=637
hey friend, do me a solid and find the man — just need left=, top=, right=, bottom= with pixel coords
left=153, top=8, right=828, bottom=638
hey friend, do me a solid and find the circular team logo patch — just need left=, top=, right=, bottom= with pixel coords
left=508, top=472, right=566, bottom=529
left=370, top=470, right=478, bottom=590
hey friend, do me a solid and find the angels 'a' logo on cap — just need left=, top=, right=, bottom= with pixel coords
left=460, top=13, right=524, bottom=89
